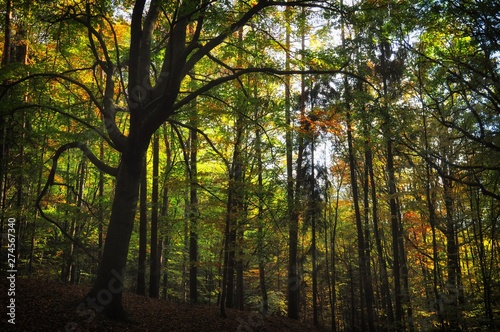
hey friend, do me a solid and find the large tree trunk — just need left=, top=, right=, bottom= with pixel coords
left=87, top=147, right=146, bottom=320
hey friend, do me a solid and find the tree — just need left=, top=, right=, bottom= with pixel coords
left=3, top=0, right=498, bottom=328
left=188, top=100, right=199, bottom=303
left=150, top=132, right=161, bottom=298
left=136, top=159, right=148, bottom=295
left=1, top=0, right=343, bottom=320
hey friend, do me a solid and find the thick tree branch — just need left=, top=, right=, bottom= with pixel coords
left=172, top=66, right=354, bottom=112
left=181, top=0, right=269, bottom=77
left=129, top=0, right=148, bottom=105
left=0, top=72, right=128, bottom=151
left=51, top=142, right=118, bottom=176
left=36, top=142, right=118, bottom=264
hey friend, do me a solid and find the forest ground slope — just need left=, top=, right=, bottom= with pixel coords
left=0, top=276, right=323, bottom=331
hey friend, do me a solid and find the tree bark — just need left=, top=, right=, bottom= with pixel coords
left=284, top=5, right=300, bottom=320
left=136, top=159, right=147, bottom=295
left=220, top=114, right=244, bottom=314
left=347, top=111, right=375, bottom=332
left=311, top=139, right=319, bottom=326
left=365, top=136, right=394, bottom=326
left=2, top=0, right=12, bottom=66
left=149, top=133, right=160, bottom=298
left=189, top=106, right=199, bottom=303
left=255, top=126, right=269, bottom=315
left=88, top=148, right=146, bottom=320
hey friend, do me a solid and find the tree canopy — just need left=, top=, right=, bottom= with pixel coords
left=1, top=0, right=499, bottom=330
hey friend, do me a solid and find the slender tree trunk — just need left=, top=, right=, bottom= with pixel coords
left=398, top=212, right=414, bottom=331
left=189, top=106, right=199, bottom=303
left=311, top=139, right=319, bottom=326
left=149, top=133, right=160, bottom=298
left=70, top=158, right=87, bottom=284
left=2, top=0, right=12, bottom=66
left=378, top=35, right=415, bottom=330
left=328, top=168, right=343, bottom=332
left=419, top=80, right=446, bottom=331
left=62, top=135, right=73, bottom=282
left=236, top=227, right=245, bottom=310
left=220, top=179, right=236, bottom=314
left=29, top=135, right=47, bottom=275
left=0, top=0, right=12, bottom=252
left=442, top=172, right=462, bottom=331
left=347, top=111, right=375, bottom=332
left=98, top=139, right=105, bottom=262
left=366, top=137, right=394, bottom=327
left=220, top=114, right=244, bottom=315
left=136, top=159, right=148, bottom=295
left=0, top=116, right=7, bottom=252
left=255, top=125, right=268, bottom=315
left=340, top=6, right=375, bottom=328
left=470, top=188, right=494, bottom=327
left=161, top=125, right=172, bottom=300
left=182, top=177, right=190, bottom=302
left=284, top=4, right=300, bottom=320
left=386, top=136, right=403, bottom=331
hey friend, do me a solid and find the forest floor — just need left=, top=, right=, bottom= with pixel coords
left=1, top=276, right=324, bottom=331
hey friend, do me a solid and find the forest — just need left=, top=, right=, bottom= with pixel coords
left=0, top=0, right=499, bottom=331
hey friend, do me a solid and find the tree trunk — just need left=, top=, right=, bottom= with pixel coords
left=443, top=173, right=462, bottom=331
left=161, top=125, right=172, bottom=300
left=236, top=228, right=245, bottom=310
left=220, top=115, right=244, bottom=315
left=87, top=148, right=146, bottom=320
left=255, top=123, right=269, bottom=315
left=220, top=185, right=237, bottom=314
left=347, top=111, right=375, bottom=332
left=470, top=188, right=494, bottom=328
left=386, top=137, right=403, bottom=331
left=2, top=0, right=12, bottom=66
left=366, top=137, right=394, bottom=326
left=29, top=137, right=46, bottom=275
left=189, top=108, right=199, bottom=303
left=137, top=159, right=147, bottom=295
left=149, top=133, right=160, bottom=298
left=311, top=139, right=319, bottom=326
left=98, top=140, right=105, bottom=262
left=284, top=5, right=299, bottom=320
left=327, top=167, right=343, bottom=332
